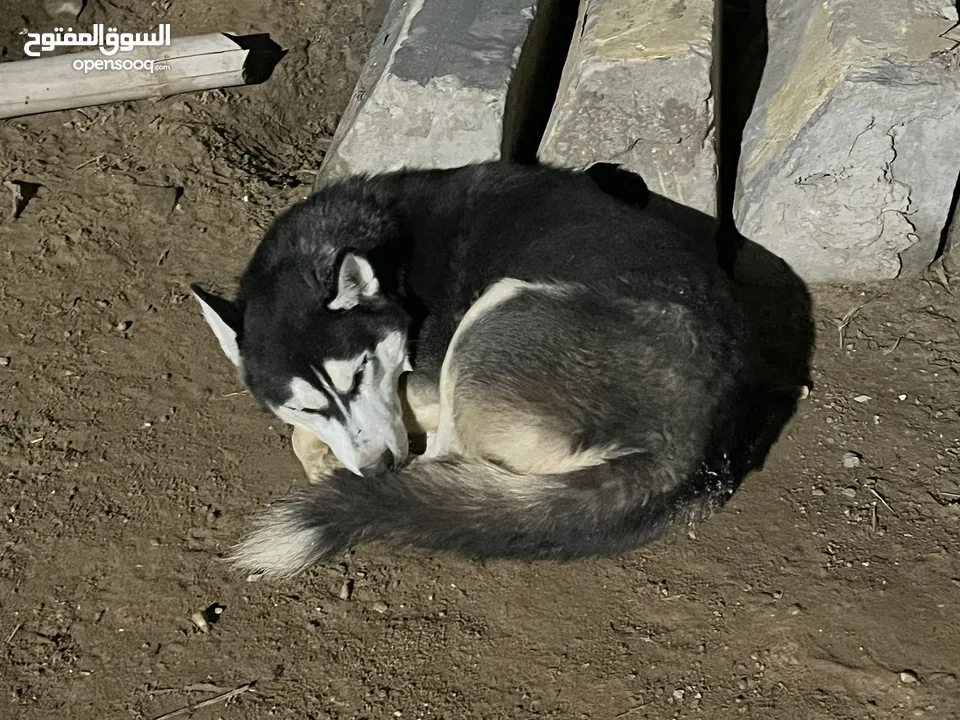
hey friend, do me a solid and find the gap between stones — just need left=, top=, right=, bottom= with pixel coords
left=500, top=0, right=580, bottom=164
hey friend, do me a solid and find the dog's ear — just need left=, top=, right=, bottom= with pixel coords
left=191, top=284, right=242, bottom=366
left=328, top=252, right=380, bottom=310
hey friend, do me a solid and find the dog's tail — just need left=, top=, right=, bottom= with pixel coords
left=230, top=448, right=745, bottom=578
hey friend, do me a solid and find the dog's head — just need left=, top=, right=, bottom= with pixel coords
left=192, top=251, right=412, bottom=477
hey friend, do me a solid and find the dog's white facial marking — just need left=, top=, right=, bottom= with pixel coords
left=271, top=330, right=411, bottom=476
left=321, top=355, right=366, bottom=394
left=284, top=377, right=330, bottom=413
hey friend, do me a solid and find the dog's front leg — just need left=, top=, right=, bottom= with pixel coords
left=400, top=372, right=440, bottom=456
left=291, top=425, right=341, bottom=483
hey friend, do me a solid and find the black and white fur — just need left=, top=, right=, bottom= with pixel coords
left=193, top=162, right=768, bottom=578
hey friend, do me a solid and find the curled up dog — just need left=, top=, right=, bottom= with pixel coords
left=192, top=161, right=770, bottom=579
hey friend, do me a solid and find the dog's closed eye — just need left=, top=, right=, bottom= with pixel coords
left=298, top=407, right=328, bottom=416
left=321, top=354, right=370, bottom=395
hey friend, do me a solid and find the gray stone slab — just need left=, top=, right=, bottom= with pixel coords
left=537, top=0, right=717, bottom=217
left=315, top=0, right=540, bottom=190
left=734, top=0, right=960, bottom=283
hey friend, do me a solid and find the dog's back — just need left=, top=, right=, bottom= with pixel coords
left=345, top=163, right=742, bottom=375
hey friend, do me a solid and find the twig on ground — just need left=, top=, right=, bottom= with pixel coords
left=150, top=682, right=254, bottom=720
left=868, top=487, right=896, bottom=517
left=616, top=702, right=651, bottom=718
left=72, top=154, right=104, bottom=171
left=152, top=682, right=254, bottom=696
left=834, top=292, right=883, bottom=348
left=5, top=622, right=23, bottom=644
left=882, top=337, right=902, bottom=355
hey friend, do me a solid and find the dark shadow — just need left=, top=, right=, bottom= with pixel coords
left=224, top=33, right=288, bottom=85
left=9, top=181, right=43, bottom=220
left=937, top=168, right=960, bottom=258
left=583, top=161, right=813, bottom=476
left=716, top=0, right=769, bottom=275
left=730, top=233, right=815, bottom=471
left=501, top=0, right=581, bottom=164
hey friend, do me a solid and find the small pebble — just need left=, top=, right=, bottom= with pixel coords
left=842, top=452, right=862, bottom=469
left=898, top=394, right=907, bottom=401
left=339, top=580, right=353, bottom=600
left=853, top=395, right=871, bottom=403
left=900, top=670, right=919, bottom=684
left=841, top=487, right=857, bottom=498
left=0, top=357, right=9, bottom=366
left=372, top=601, right=389, bottom=614
left=812, top=488, right=826, bottom=497
left=789, top=603, right=802, bottom=615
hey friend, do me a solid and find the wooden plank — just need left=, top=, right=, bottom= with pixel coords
left=0, top=33, right=285, bottom=119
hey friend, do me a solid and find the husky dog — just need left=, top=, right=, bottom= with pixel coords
left=193, top=162, right=768, bottom=579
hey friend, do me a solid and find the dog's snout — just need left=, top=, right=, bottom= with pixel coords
left=363, top=449, right=396, bottom=477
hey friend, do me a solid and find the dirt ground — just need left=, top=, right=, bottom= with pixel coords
left=2, top=2, right=960, bottom=719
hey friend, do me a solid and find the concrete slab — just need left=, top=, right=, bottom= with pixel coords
left=734, top=1, right=960, bottom=283
left=538, top=0, right=718, bottom=217
left=315, top=0, right=541, bottom=190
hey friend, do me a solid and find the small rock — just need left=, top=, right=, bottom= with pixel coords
left=841, top=487, right=857, bottom=498
left=900, top=670, right=919, bottom=684
left=191, top=602, right=226, bottom=633
left=372, top=601, right=389, bottom=614
left=44, top=0, right=84, bottom=21
left=812, top=488, right=826, bottom=497
left=853, top=395, right=871, bottom=403
left=898, top=394, right=907, bottom=401
left=338, top=579, right=353, bottom=600
left=135, top=183, right=182, bottom=217
left=0, top=357, right=9, bottom=366
left=842, top=452, right=862, bottom=469
left=789, top=603, right=802, bottom=615
left=355, top=588, right=380, bottom=603
left=673, top=688, right=685, bottom=701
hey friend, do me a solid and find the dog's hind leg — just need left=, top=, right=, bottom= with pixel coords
left=431, top=279, right=698, bottom=477
left=422, top=279, right=535, bottom=462
left=422, top=278, right=618, bottom=475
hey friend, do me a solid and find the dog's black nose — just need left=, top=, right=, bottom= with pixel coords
left=366, top=449, right=396, bottom=476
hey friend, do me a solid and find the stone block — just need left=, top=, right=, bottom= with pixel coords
left=315, top=0, right=541, bottom=190
left=735, top=0, right=960, bottom=283
left=537, top=0, right=717, bottom=217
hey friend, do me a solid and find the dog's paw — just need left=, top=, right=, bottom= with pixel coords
left=291, top=425, right=341, bottom=483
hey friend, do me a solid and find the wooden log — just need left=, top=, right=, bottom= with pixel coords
left=0, top=33, right=285, bottom=120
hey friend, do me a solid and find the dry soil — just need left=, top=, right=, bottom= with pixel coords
left=1, top=2, right=960, bottom=719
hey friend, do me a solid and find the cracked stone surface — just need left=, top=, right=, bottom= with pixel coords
left=315, top=0, right=540, bottom=190
left=538, top=0, right=717, bottom=217
left=734, top=0, right=960, bottom=283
